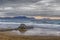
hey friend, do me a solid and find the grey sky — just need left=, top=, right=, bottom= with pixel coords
left=0, top=0, right=60, bottom=17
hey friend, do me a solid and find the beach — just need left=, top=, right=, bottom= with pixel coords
left=0, top=21, right=60, bottom=40
left=0, top=33, right=60, bottom=40
left=0, top=29, right=59, bottom=40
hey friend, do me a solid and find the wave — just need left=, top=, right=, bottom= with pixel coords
left=0, top=22, right=60, bottom=30
left=0, top=22, right=60, bottom=27
left=0, top=22, right=60, bottom=36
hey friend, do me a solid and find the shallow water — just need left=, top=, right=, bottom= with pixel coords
left=0, top=22, right=60, bottom=36
left=0, top=28, right=60, bottom=36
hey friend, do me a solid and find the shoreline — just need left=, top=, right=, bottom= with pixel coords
left=0, top=33, right=60, bottom=40
left=1, top=35, right=60, bottom=40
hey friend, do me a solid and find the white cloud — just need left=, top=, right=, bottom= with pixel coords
left=4, top=7, right=14, bottom=10
left=29, top=0, right=60, bottom=11
left=50, top=7, right=60, bottom=11
left=0, top=7, right=14, bottom=11
left=15, top=4, right=40, bottom=11
left=47, top=4, right=60, bottom=11
left=16, top=6, right=35, bottom=11
left=40, top=0, right=53, bottom=4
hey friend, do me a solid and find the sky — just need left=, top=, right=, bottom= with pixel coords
left=0, top=0, right=60, bottom=17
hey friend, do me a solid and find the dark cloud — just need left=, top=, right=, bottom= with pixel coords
left=0, top=0, right=40, bottom=4
left=0, top=0, right=60, bottom=17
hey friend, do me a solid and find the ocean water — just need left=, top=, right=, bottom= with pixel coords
left=0, top=18, right=60, bottom=36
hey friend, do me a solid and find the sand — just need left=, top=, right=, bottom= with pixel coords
left=0, top=32, right=59, bottom=40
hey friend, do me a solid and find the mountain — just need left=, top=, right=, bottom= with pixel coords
left=0, top=16, right=35, bottom=21
left=15, top=16, right=28, bottom=18
left=14, top=16, right=35, bottom=20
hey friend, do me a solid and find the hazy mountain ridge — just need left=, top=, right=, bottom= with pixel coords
left=0, top=16, right=35, bottom=20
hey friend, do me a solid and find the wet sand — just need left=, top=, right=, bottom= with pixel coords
left=0, top=32, right=59, bottom=40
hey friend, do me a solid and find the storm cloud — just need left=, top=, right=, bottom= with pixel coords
left=0, top=0, right=60, bottom=17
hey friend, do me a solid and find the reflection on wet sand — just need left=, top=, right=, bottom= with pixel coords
left=0, top=24, right=34, bottom=33
left=0, top=24, right=60, bottom=36
left=0, top=28, right=60, bottom=36
left=0, top=24, right=34, bottom=36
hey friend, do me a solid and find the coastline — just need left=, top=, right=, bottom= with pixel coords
left=0, top=32, right=59, bottom=40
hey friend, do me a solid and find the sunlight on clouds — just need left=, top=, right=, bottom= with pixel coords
left=34, top=16, right=43, bottom=19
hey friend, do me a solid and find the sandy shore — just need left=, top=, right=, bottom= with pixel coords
left=0, top=32, right=59, bottom=40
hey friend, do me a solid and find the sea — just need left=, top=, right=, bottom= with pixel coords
left=0, top=18, right=60, bottom=36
